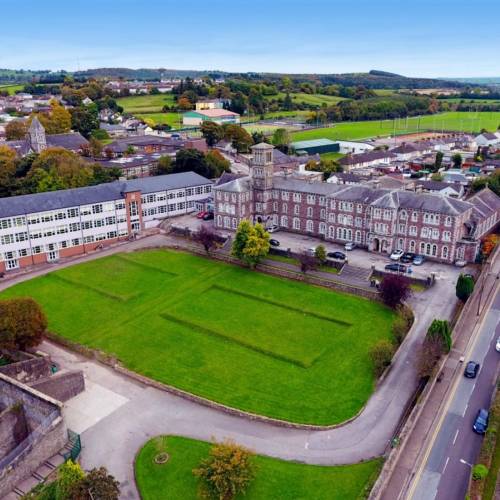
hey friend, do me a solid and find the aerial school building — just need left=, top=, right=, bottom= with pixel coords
left=214, top=144, right=500, bottom=263
left=0, top=172, right=212, bottom=273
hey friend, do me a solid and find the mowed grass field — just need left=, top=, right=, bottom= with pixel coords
left=0, top=84, right=24, bottom=95
left=0, top=249, right=395, bottom=425
left=264, top=92, right=347, bottom=106
left=291, top=111, right=500, bottom=142
left=117, top=93, right=176, bottom=113
left=136, top=436, right=383, bottom=500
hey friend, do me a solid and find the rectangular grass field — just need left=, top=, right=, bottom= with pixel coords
left=0, top=250, right=395, bottom=425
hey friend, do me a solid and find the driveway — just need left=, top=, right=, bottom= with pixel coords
left=0, top=232, right=465, bottom=499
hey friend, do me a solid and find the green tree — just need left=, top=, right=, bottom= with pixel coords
left=283, top=92, right=293, bottom=111
left=56, top=460, right=85, bottom=500
left=193, top=439, right=256, bottom=500
left=151, top=156, right=173, bottom=176
left=223, top=124, right=253, bottom=153
left=271, top=128, right=291, bottom=152
left=71, top=467, right=120, bottom=500
left=426, top=319, right=452, bottom=353
left=456, top=274, right=474, bottom=302
left=70, top=106, right=100, bottom=138
left=231, top=220, right=252, bottom=261
left=242, top=223, right=270, bottom=268
left=200, top=121, right=224, bottom=147
left=0, top=297, right=48, bottom=351
left=5, top=120, right=27, bottom=140
left=0, top=145, right=17, bottom=197
left=452, top=153, right=463, bottom=168
left=206, top=150, right=231, bottom=177
left=434, top=151, right=443, bottom=172
left=370, top=339, right=395, bottom=377
left=315, top=244, right=327, bottom=263
left=36, top=100, right=72, bottom=134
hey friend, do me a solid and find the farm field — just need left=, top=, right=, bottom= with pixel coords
left=117, top=93, right=176, bottom=113
left=291, top=112, right=500, bottom=142
left=0, top=249, right=395, bottom=425
left=0, top=84, right=24, bottom=95
left=135, top=436, right=383, bottom=500
left=264, top=92, right=346, bottom=106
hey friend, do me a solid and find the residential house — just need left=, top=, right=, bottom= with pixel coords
left=339, top=150, right=397, bottom=170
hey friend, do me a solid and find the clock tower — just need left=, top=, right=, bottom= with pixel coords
left=250, top=143, right=275, bottom=226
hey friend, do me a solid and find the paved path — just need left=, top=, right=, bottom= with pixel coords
left=0, top=234, right=465, bottom=499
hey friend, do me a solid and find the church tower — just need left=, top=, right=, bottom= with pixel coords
left=28, top=117, right=47, bottom=153
left=249, top=143, right=275, bottom=226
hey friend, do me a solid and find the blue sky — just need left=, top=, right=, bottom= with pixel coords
left=1, top=0, right=499, bottom=77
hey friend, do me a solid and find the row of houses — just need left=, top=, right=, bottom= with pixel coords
left=213, top=143, right=500, bottom=264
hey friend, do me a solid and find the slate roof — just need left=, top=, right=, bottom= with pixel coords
left=213, top=177, right=252, bottom=193
left=339, top=150, right=397, bottom=165
left=5, top=132, right=88, bottom=155
left=480, top=132, right=498, bottom=141
left=416, top=180, right=462, bottom=194
left=468, top=188, right=500, bottom=220
left=0, top=172, right=212, bottom=219
left=215, top=172, right=246, bottom=186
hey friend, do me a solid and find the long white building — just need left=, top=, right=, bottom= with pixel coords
left=0, top=172, right=212, bottom=273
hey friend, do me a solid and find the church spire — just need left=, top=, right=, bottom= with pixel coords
left=28, top=117, right=47, bottom=153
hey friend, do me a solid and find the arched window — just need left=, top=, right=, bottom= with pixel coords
left=282, top=203, right=288, bottom=213
left=398, top=238, right=404, bottom=250
left=409, top=240, right=415, bottom=252
left=281, top=216, right=288, bottom=227
left=420, top=242, right=425, bottom=254
left=355, top=230, right=362, bottom=243
left=336, top=227, right=342, bottom=239
left=217, top=215, right=222, bottom=226
left=307, top=207, right=313, bottom=218
left=319, top=222, right=326, bottom=235
left=432, top=244, right=437, bottom=256
left=224, top=216, right=230, bottom=228
left=328, top=226, right=335, bottom=238
left=442, top=246, right=448, bottom=259
left=293, top=217, right=300, bottom=230
left=306, top=220, right=314, bottom=232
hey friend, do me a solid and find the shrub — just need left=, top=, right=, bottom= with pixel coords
left=370, top=340, right=395, bottom=377
left=71, top=467, right=120, bottom=500
left=427, top=319, right=452, bottom=353
left=392, top=305, right=414, bottom=344
left=416, top=336, right=444, bottom=379
left=472, top=463, right=488, bottom=481
left=56, top=460, right=85, bottom=500
left=315, top=244, right=327, bottom=263
left=379, top=275, right=411, bottom=308
left=193, top=439, right=256, bottom=500
left=297, top=250, right=318, bottom=274
left=456, top=274, right=474, bottom=302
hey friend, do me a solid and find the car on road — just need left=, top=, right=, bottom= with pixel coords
left=267, top=225, right=279, bottom=233
left=464, top=361, right=480, bottom=378
left=385, top=263, right=407, bottom=273
left=196, top=211, right=207, bottom=219
left=390, top=249, right=404, bottom=261
left=344, top=242, right=356, bottom=251
left=307, top=246, right=317, bottom=256
left=400, top=252, right=415, bottom=263
left=202, top=212, right=214, bottom=221
left=327, top=251, right=346, bottom=260
left=269, top=239, right=280, bottom=247
left=412, top=255, right=425, bottom=266
left=473, top=408, right=489, bottom=434
left=496, top=337, right=500, bottom=352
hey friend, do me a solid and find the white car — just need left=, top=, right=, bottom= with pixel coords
left=344, top=242, right=356, bottom=251
left=390, top=249, right=405, bottom=261
left=307, top=246, right=317, bottom=256
left=267, top=225, right=279, bottom=233
left=496, top=337, right=500, bottom=353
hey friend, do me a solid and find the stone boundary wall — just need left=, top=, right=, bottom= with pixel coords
left=30, top=370, right=85, bottom=403
left=0, top=357, right=52, bottom=385
left=0, top=405, right=29, bottom=461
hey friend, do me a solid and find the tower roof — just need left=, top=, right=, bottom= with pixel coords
left=29, top=116, right=45, bottom=133
left=251, top=142, right=274, bottom=150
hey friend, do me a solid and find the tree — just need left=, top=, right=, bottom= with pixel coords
left=177, top=96, right=192, bottom=110
left=370, top=339, right=395, bottom=377
left=200, top=121, right=224, bottom=147
left=193, top=439, right=256, bottom=500
left=426, top=319, right=452, bottom=353
left=271, top=128, right=291, bottom=152
left=379, top=274, right=411, bottom=308
left=70, top=106, right=100, bottom=138
left=5, top=120, right=28, bottom=140
left=434, top=151, right=443, bottom=172
left=297, top=250, right=318, bottom=274
left=232, top=220, right=252, bottom=261
left=56, top=460, right=85, bottom=500
left=36, top=100, right=72, bottom=134
left=223, top=124, right=253, bottom=153
left=456, top=273, right=474, bottom=302
left=0, top=145, right=17, bottom=197
left=0, top=297, right=47, bottom=351
left=283, top=92, right=293, bottom=111
left=174, top=148, right=210, bottom=177
left=416, top=335, right=444, bottom=379
left=206, top=150, right=231, bottom=177
left=242, top=223, right=270, bottom=268
left=452, top=153, right=462, bottom=168
left=193, top=225, right=219, bottom=254
left=430, top=172, right=443, bottom=181
left=89, top=137, right=103, bottom=158
left=315, top=244, right=327, bottom=263
left=70, top=467, right=120, bottom=500
left=151, top=155, right=173, bottom=176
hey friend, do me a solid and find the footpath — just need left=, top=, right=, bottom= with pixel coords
left=373, top=247, right=500, bottom=500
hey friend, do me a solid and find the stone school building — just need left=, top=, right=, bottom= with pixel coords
left=214, top=144, right=500, bottom=263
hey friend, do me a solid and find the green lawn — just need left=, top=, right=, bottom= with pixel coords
left=135, top=436, right=383, bottom=500
left=291, top=112, right=500, bottom=142
left=136, top=112, right=183, bottom=129
left=264, top=92, right=346, bottom=106
left=117, top=93, right=176, bottom=113
left=0, top=84, right=24, bottom=95
left=1, top=250, right=395, bottom=424
left=320, top=151, right=345, bottom=161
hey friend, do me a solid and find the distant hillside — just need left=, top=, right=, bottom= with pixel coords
left=0, top=66, right=466, bottom=90
left=446, top=77, right=500, bottom=85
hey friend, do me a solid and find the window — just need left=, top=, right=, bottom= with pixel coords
left=383, top=209, right=392, bottom=220
left=421, top=227, right=429, bottom=238
left=431, top=228, right=439, bottom=240
left=92, top=204, right=103, bottom=214
left=357, top=204, right=363, bottom=213
left=306, top=220, right=314, bottom=232
left=15, top=232, right=28, bottom=242
left=319, top=196, right=326, bottom=206
left=445, top=216, right=452, bottom=227
left=18, top=248, right=30, bottom=257
left=328, top=213, right=335, bottom=223
left=293, top=218, right=300, bottom=230
left=176, top=190, right=185, bottom=198
left=13, top=216, right=26, bottom=227
left=231, top=218, right=237, bottom=229
left=0, top=219, right=12, bottom=230
left=373, top=208, right=381, bottom=219
left=328, top=226, right=335, bottom=238
left=223, top=216, right=230, bottom=228
left=293, top=193, right=302, bottom=202
left=409, top=240, right=415, bottom=252
left=294, top=204, right=300, bottom=215
left=115, top=202, right=125, bottom=210
left=1, top=234, right=14, bottom=245
left=83, top=235, right=94, bottom=244
left=129, top=202, right=139, bottom=217
left=442, top=246, right=449, bottom=259
left=355, top=217, right=362, bottom=228
left=409, top=226, right=417, bottom=236
left=319, top=222, right=326, bottom=234
left=399, top=210, right=408, bottom=221
left=320, top=209, right=326, bottom=220
left=307, top=194, right=316, bottom=205
left=281, top=191, right=289, bottom=201
left=398, top=224, right=406, bottom=234
left=82, top=221, right=93, bottom=230
left=411, top=212, right=418, bottom=222
left=281, top=203, right=288, bottom=213
left=307, top=207, right=313, bottom=218
left=5, top=259, right=19, bottom=270
left=273, top=202, right=278, bottom=212
left=355, top=230, right=362, bottom=243
left=443, top=231, right=451, bottom=242
left=280, top=216, right=288, bottom=227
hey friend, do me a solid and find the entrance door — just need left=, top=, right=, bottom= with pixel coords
left=47, top=250, right=59, bottom=262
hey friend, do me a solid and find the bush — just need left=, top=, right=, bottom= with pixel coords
left=379, top=275, right=411, bottom=308
left=456, top=274, right=474, bottom=302
left=56, top=460, right=85, bottom=500
left=193, top=439, right=256, bottom=500
left=370, top=340, right=395, bottom=377
left=416, top=336, right=444, bottom=379
left=315, top=244, right=327, bottom=263
left=472, top=463, right=488, bottom=481
left=392, top=305, right=414, bottom=344
left=427, top=319, right=452, bottom=353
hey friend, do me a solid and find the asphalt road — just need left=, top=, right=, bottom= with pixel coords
left=412, top=287, right=500, bottom=500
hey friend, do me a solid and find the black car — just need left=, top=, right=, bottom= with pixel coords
left=400, top=252, right=415, bottom=263
left=473, top=408, right=489, bottom=434
left=327, top=251, right=346, bottom=260
left=464, top=361, right=480, bottom=378
left=202, top=212, right=214, bottom=220
left=269, top=239, right=280, bottom=247
left=385, top=263, right=407, bottom=273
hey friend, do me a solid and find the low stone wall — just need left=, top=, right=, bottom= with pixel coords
left=0, top=405, right=29, bottom=461
left=0, top=357, right=52, bottom=385
left=30, top=370, right=85, bottom=402
left=373, top=268, right=434, bottom=289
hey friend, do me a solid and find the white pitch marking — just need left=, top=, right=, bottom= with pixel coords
left=453, top=429, right=459, bottom=445
left=443, top=456, right=450, bottom=473
left=305, top=441, right=309, bottom=449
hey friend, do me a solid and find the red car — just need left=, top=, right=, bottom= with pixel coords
left=196, top=211, right=207, bottom=219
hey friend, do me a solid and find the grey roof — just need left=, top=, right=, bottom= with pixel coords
left=416, top=180, right=462, bottom=193
left=273, top=177, right=339, bottom=195
left=273, top=149, right=298, bottom=166
left=213, top=177, right=252, bottom=193
left=251, top=142, right=274, bottom=150
left=215, top=172, right=245, bottom=186
left=46, top=132, right=88, bottom=150
left=0, top=172, right=212, bottom=219
left=468, top=188, right=500, bottom=220
left=340, top=150, right=397, bottom=165
left=291, top=138, right=337, bottom=149
left=480, top=132, right=498, bottom=140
